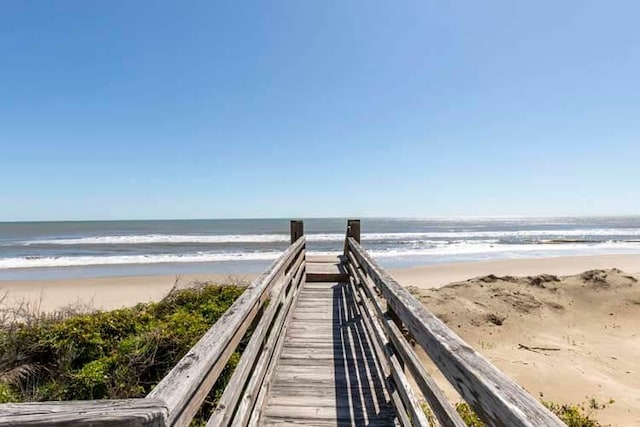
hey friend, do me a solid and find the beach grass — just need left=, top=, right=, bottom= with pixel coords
left=0, top=282, right=245, bottom=423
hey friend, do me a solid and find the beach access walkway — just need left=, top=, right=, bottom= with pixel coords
left=0, top=220, right=565, bottom=427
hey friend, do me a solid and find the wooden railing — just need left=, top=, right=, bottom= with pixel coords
left=150, top=232, right=306, bottom=427
left=0, top=219, right=564, bottom=426
left=0, top=222, right=307, bottom=427
left=343, top=219, right=563, bottom=427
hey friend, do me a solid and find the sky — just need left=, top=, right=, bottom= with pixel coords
left=1, top=1, right=639, bottom=221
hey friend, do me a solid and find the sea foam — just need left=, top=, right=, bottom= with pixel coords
left=18, top=228, right=640, bottom=246
left=3, top=240, right=640, bottom=269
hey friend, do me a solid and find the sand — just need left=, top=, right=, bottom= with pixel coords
left=408, top=266, right=640, bottom=426
left=0, top=272, right=258, bottom=312
left=1, top=253, right=639, bottom=424
left=389, top=253, right=640, bottom=290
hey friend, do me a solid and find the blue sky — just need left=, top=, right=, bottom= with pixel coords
left=1, top=1, right=639, bottom=221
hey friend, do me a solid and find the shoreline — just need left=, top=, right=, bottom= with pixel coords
left=389, top=253, right=640, bottom=289
left=1, top=253, right=640, bottom=312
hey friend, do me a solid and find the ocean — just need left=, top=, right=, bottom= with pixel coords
left=1, top=217, right=640, bottom=280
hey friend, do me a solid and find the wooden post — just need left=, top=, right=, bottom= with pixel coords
left=290, top=220, right=304, bottom=244
left=348, top=219, right=361, bottom=243
left=344, top=219, right=360, bottom=256
left=343, top=219, right=361, bottom=255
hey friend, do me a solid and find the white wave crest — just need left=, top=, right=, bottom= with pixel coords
left=3, top=240, right=640, bottom=270
left=361, top=228, right=640, bottom=240
left=368, top=240, right=640, bottom=258
left=17, top=228, right=640, bottom=246
left=22, top=234, right=291, bottom=245
left=0, top=251, right=283, bottom=269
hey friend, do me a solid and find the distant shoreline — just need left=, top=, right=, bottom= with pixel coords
left=2, top=253, right=640, bottom=312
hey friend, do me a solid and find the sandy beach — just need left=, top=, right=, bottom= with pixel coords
left=1, top=253, right=639, bottom=424
left=3, top=254, right=639, bottom=312
left=0, top=272, right=258, bottom=312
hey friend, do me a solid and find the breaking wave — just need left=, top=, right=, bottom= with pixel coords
left=17, top=228, right=640, bottom=246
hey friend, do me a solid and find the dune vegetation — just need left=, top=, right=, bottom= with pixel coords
left=0, top=283, right=245, bottom=423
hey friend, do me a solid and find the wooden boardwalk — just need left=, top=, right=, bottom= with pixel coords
left=261, top=280, right=397, bottom=426
left=0, top=220, right=566, bottom=427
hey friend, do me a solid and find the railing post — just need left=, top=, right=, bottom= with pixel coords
left=348, top=219, right=361, bottom=243
left=344, top=219, right=361, bottom=254
left=290, top=220, right=304, bottom=244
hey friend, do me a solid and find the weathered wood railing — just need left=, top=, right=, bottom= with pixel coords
left=0, top=219, right=565, bottom=426
left=343, top=219, right=563, bottom=427
left=0, top=222, right=307, bottom=427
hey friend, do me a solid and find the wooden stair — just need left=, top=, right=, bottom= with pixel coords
left=305, top=255, right=349, bottom=282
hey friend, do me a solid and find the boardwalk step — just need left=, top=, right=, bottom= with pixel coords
left=306, top=256, right=349, bottom=282
left=261, top=280, right=397, bottom=426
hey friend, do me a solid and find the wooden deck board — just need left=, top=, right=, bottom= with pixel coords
left=259, top=281, right=397, bottom=426
left=305, top=255, right=347, bottom=264
left=305, top=256, right=349, bottom=282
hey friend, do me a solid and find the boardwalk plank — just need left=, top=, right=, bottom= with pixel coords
left=259, top=280, right=397, bottom=426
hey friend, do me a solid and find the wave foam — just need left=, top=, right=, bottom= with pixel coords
left=23, top=234, right=291, bottom=245
left=17, top=228, right=640, bottom=246
left=0, top=251, right=283, bottom=269
left=367, top=240, right=640, bottom=258
left=3, top=241, right=640, bottom=269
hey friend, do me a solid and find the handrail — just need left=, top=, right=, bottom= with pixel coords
left=0, top=219, right=570, bottom=426
left=0, top=399, right=168, bottom=426
left=148, top=237, right=305, bottom=427
left=344, top=249, right=465, bottom=427
left=207, top=243, right=305, bottom=426
left=346, top=235, right=564, bottom=427
left=0, top=227, right=306, bottom=427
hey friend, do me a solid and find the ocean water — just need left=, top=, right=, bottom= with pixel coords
left=1, top=217, right=640, bottom=280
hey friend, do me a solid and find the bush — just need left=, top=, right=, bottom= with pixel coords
left=541, top=395, right=614, bottom=427
left=455, top=402, right=486, bottom=427
left=0, top=283, right=245, bottom=418
left=448, top=397, right=612, bottom=427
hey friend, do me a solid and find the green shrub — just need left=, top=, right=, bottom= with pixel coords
left=541, top=396, right=614, bottom=427
left=455, top=402, right=486, bottom=427
left=447, top=397, right=612, bottom=427
left=0, top=382, right=19, bottom=403
left=0, top=283, right=245, bottom=423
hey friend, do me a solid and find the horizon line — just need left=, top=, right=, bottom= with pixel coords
left=1, top=214, right=640, bottom=224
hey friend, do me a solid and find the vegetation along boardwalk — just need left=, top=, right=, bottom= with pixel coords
left=0, top=220, right=565, bottom=426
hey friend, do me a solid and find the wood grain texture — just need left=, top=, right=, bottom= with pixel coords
left=306, top=257, right=348, bottom=283
left=0, top=399, right=167, bottom=427
left=260, top=280, right=398, bottom=426
left=246, top=267, right=303, bottom=427
left=231, top=255, right=305, bottom=426
left=348, top=238, right=564, bottom=427
left=148, top=238, right=305, bottom=427
left=343, top=219, right=361, bottom=255
left=347, top=274, right=428, bottom=427
left=347, top=251, right=466, bottom=427
left=208, top=250, right=305, bottom=426
left=347, top=220, right=361, bottom=243
left=290, top=220, right=304, bottom=244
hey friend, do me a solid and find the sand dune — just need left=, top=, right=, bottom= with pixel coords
left=410, top=268, right=640, bottom=426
